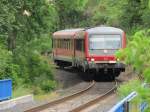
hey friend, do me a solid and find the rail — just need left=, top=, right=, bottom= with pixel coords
left=70, top=80, right=118, bottom=112
left=24, top=81, right=95, bottom=112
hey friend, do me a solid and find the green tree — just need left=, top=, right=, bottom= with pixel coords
left=116, top=30, right=150, bottom=78
left=54, top=0, right=89, bottom=28
left=0, top=0, right=58, bottom=93
left=0, top=0, right=58, bottom=50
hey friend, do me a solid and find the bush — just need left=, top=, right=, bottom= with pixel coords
left=116, top=29, right=150, bottom=80
left=0, top=46, right=21, bottom=86
left=118, top=80, right=150, bottom=106
left=116, top=29, right=150, bottom=109
left=41, top=80, right=57, bottom=92
left=12, top=37, right=56, bottom=93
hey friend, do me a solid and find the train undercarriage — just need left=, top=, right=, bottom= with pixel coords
left=54, top=59, right=125, bottom=81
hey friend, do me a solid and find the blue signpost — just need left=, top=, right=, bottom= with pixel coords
left=0, top=79, right=12, bottom=101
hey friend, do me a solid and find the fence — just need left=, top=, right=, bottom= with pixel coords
left=0, top=79, right=12, bottom=101
left=109, top=91, right=148, bottom=112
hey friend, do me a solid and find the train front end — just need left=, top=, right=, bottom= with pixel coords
left=85, top=27, right=126, bottom=77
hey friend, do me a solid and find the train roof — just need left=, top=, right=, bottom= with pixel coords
left=86, top=26, right=123, bottom=34
left=53, top=26, right=124, bottom=38
left=53, top=28, right=84, bottom=36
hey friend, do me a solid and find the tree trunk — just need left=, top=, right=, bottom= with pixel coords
left=7, top=30, right=16, bottom=52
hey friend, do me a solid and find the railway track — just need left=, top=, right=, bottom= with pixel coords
left=24, top=81, right=95, bottom=112
left=70, top=80, right=118, bottom=112
left=25, top=80, right=118, bottom=112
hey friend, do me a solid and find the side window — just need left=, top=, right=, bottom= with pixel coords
left=76, top=39, right=84, bottom=51
left=55, top=39, right=56, bottom=48
left=56, top=39, right=73, bottom=50
left=59, top=39, right=61, bottom=48
left=58, top=39, right=59, bottom=48
left=70, top=40, right=72, bottom=50
left=61, top=39, right=63, bottom=48
left=63, top=39, right=70, bottom=50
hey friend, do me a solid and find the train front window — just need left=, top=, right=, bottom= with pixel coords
left=89, top=35, right=121, bottom=50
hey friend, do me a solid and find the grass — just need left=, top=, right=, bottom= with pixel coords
left=12, top=85, right=59, bottom=101
left=12, top=86, right=32, bottom=98
left=34, top=92, right=59, bottom=101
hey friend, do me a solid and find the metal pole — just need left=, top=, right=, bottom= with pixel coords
left=124, top=101, right=129, bottom=112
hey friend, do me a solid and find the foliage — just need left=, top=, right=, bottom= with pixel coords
left=54, top=0, right=89, bottom=28
left=83, top=0, right=150, bottom=31
left=118, top=80, right=150, bottom=106
left=89, top=0, right=128, bottom=27
left=141, top=0, right=150, bottom=27
left=0, top=0, right=58, bottom=50
left=116, top=30, right=150, bottom=109
left=0, top=46, right=21, bottom=86
left=0, top=0, right=58, bottom=94
left=13, top=85, right=32, bottom=98
left=116, top=30, right=150, bottom=82
left=13, top=39, right=56, bottom=92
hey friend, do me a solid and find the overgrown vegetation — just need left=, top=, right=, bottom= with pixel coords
left=0, top=0, right=58, bottom=94
left=116, top=29, right=150, bottom=110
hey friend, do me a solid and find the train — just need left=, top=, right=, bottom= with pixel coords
left=52, top=26, right=126, bottom=80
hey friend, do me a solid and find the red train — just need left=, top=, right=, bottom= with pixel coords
left=52, top=26, right=126, bottom=80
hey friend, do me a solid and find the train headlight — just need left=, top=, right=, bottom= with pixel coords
left=117, top=58, right=120, bottom=61
left=91, top=58, right=95, bottom=62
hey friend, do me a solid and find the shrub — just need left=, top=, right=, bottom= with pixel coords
left=118, top=80, right=150, bottom=106
left=0, top=46, right=21, bottom=86
left=116, top=29, right=150, bottom=109
left=116, top=29, right=150, bottom=81
left=12, top=37, right=56, bottom=93
left=41, top=80, right=57, bottom=92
